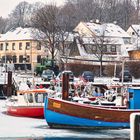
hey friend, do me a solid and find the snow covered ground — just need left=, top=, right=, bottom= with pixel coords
left=0, top=100, right=130, bottom=139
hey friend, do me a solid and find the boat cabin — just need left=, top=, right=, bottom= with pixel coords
left=128, top=87, right=140, bottom=109
left=12, top=89, right=55, bottom=106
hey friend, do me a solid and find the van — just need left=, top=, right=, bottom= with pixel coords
left=119, top=70, right=132, bottom=82
left=81, top=71, right=94, bottom=82
left=41, top=69, right=56, bottom=81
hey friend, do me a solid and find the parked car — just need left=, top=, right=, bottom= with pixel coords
left=119, top=70, right=132, bottom=82
left=81, top=71, right=94, bottom=82
left=41, top=69, right=56, bottom=81
left=56, top=70, right=74, bottom=82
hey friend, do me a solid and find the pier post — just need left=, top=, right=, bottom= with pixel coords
left=6, top=71, right=12, bottom=96
left=130, top=113, right=140, bottom=140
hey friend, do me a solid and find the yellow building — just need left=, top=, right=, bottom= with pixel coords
left=0, top=27, right=46, bottom=70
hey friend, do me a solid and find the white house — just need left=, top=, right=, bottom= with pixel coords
left=127, top=24, right=140, bottom=49
left=72, top=21, right=133, bottom=62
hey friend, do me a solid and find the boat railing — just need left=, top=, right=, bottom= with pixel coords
left=12, top=78, right=19, bottom=90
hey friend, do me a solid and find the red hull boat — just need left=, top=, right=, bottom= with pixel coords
left=7, top=106, right=44, bottom=118
left=6, top=88, right=55, bottom=118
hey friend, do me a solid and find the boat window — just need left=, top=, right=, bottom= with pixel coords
left=27, top=93, right=33, bottom=103
left=24, top=94, right=28, bottom=103
left=35, top=93, right=48, bottom=103
left=60, top=83, right=62, bottom=87
left=129, top=92, right=133, bottom=99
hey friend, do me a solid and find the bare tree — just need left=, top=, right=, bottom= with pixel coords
left=31, top=3, right=74, bottom=70
left=0, top=17, right=8, bottom=33
left=91, top=34, right=106, bottom=76
left=83, top=24, right=113, bottom=76
left=31, top=4, right=62, bottom=64
left=6, top=1, right=32, bottom=30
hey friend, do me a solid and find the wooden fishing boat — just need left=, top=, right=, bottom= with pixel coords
left=44, top=73, right=140, bottom=128
left=6, top=88, right=55, bottom=118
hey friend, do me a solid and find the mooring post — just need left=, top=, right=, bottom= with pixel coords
left=7, top=71, right=12, bottom=97
left=130, top=113, right=140, bottom=140
left=62, top=72, right=69, bottom=100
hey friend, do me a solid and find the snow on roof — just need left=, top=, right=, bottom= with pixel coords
left=0, top=27, right=36, bottom=41
left=131, top=24, right=140, bottom=36
left=84, top=22, right=130, bottom=38
left=59, top=32, right=74, bottom=42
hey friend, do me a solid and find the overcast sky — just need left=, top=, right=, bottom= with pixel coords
left=0, top=0, right=65, bottom=18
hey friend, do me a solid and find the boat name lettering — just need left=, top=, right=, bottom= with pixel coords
left=10, top=109, right=17, bottom=112
left=53, top=102, right=61, bottom=108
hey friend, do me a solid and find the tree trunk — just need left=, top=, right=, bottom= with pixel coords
left=100, top=57, right=103, bottom=77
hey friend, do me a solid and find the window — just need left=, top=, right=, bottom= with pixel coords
left=26, top=42, right=30, bottom=50
left=19, top=55, right=24, bottom=63
left=132, top=32, right=135, bottom=35
left=19, top=42, right=22, bottom=50
left=27, top=93, right=33, bottom=103
left=102, top=45, right=107, bottom=52
left=85, top=44, right=97, bottom=54
left=0, top=43, right=3, bottom=50
left=37, top=42, right=41, bottom=50
left=13, top=55, right=17, bottom=63
left=35, top=93, right=43, bottom=103
left=111, top=45, right=116, bottom=52
left=12, top=43, right=15, bottom=50
left=6, top=43, right=9, bottom=50
left=37, top=55, right=41, bottom=63
left=123, top=37, right=131, bottom=44
left=26, top=55, right=30, bottom=62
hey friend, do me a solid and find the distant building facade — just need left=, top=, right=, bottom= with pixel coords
left=0, top=27, right=46, bottom=70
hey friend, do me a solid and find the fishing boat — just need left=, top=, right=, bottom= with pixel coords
left=6, top=88, right=56, bottom=118
left=44, top=73, right=140, bottom=128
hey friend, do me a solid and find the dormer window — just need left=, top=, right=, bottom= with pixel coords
left=132, top=32, right=135, bottom=35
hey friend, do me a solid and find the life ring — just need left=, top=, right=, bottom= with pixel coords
left=104, top=90, right=115, bottom=102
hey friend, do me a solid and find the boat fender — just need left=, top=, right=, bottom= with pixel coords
left=123, top=97, right=128, bottom=106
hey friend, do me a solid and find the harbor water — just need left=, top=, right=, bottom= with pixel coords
left=0, top=100, right=130, bottom=140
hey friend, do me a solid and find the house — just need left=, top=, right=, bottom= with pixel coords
left=127, top=25, right=140, bottom=60
left=127, top=24, right=140, bottom=48
left=69, top=21, right=132, bottom=64
left=0, top=27, right=46, bottom=70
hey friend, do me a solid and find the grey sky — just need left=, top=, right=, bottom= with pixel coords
left=0, top=0, right=65, bottom=18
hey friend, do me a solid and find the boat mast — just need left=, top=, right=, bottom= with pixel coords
left=62, top=72, right=69, bottom=100
left=121, top=59, right=125, bottom=86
